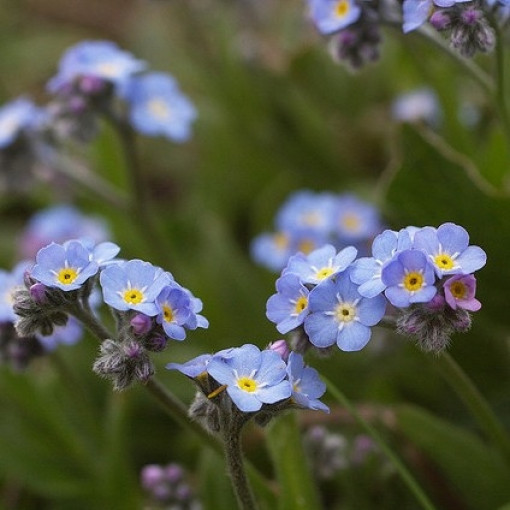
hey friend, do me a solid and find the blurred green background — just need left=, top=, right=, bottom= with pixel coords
left=0, top=1, right=509, bottom=509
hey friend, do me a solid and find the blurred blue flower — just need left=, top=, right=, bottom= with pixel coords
left=250, top=231, right=293, bottom=272
left=308, top=0, right=362, bottom=34
left=333, top=194, right=381, bottom=243
left=100, top=260, right=170, bottom=315
left=48, top=40, right=146, bottom=93
left=123, top=72, right=197, bottom=142
left=284, top=244, right=357, bottom=285
left=207, top=344, right=292, bottom=412
left=382, top=249, right=437, bottom=307
left=37, top=316, right=83, bottom=351
left=20, top=204, right=110, bottom=259
left=0, top=261, right=32, bottom=322
left=402, top=0, right=471, bottom=32
left=391, top=88, right=440, bottom=124
left=286, top=352, right=329, bottom=412
left=0, top=98, right=40, bottom=149
left=413, top=222, right=487, bottom=277
left=266, top=273, right=310, bottom=334
left=31, top=241, right=99, bottom=291
left=155, top=285, right=192, bottom=341
left=304, top=269, right=386, bottom=351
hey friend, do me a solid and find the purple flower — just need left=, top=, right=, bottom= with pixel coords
left=266, top=273, right=310, bottom=334
left=443, top=274, right=481, bottom=311
left=284, top=244, right=357, bottom=285
left=99, top=260, right=170, bottom=316
left=382, top=249, right=437, bottom=307
left=308, top=0, right=362, bottom=35
left=207, top=344, right=292, bottom=412
left=155, top=285, right=192, bottom=341
left=286, top=352, right=329, bottom=412
left=413, top=222, right=487, bottom=277
left=304, top=269, right=386, bottom=351
left=31, top=241, right=99, bottom=291
left=122, top=72, right=197, bottom=142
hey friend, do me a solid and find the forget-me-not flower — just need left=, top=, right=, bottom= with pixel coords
left=155, top=285, right=192, bottom=341
left=333, top=194, right=381, bottom=243
left=286, top=352, right=329, bottom=412
left=266, top=272, right=310, bottom=334
left=413, top=223, right=487, bottom=277
left=443, top=274, right=481, bottom=311
left=123, top=72, right=197, bottom=142
left=0, top=98, right=39, bottom=149
left=0, top=261, right=32, bottom=322
left=308, top=0, right=362, bottom=34
left=31, top=241, right=99, bottom=291
left=381, top=249, right=437, bottom=307
left=402, top=0, right=471, bottom=33
left=207, top=344, right=292, bottom=412
left=100, top=259, right=169, bottom=316
left=304, top=269, right=386, bottom=351
left=250, top=231, right=293, bottom=272
left=48, top=40, right=146, bottom=93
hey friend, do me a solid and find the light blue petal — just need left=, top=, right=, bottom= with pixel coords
left=337, top=322, right=371, bottom=351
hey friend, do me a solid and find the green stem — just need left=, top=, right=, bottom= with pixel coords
left=219, top=408, right=258, bottom=510
left=434, top=352, right=510, bottom=466
left=323, top=376, right=438, bottom=510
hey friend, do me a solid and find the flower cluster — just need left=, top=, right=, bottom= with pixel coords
left=168, top=341, right=328, bottom=429
left=46, top=40, right=197, bottom=143
left=140, top=463, right=201, bottom=510
left=251, top=190, right=382, bottom=272
left=304, top=0, right=507, bottom=66
left=266, top=222, right=486, bottom=353
left=10, top=238, right=208, bottom=388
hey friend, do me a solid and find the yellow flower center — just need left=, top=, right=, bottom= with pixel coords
left=294, top=296, right=308, bottom=314
left=403, top=272, right=424, bottom=292
left=162, top=304, right=174, bottom=322
left=57, top=267, right=79, bottom=285
left=237, top=377, right=258, bottom=393
left=123, top=289, right=144, bottom=304
left=434, top=253, right=455, bottom=270
left=147, top=98, right=171, bottom=120
left=302, top=211, right=321, bottom=227
left=335, top=0, right=350, bottom=18
left=273, top=232, right=289, bottom=251
left=335, top=303, right=356, bottom=322
left=450, top=281, right=467, bottom=299
left=341, top=213, right=360, bottom=232
left=315, top=267, right=335, bottom=281
left=298, top=239, right=315, bottom=254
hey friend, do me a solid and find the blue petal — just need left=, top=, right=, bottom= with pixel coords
left=337, top=322, right=371, bottom=351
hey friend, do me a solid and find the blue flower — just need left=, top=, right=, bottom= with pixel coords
left=286, top=352, right=329, bottom=413
left=207, top=344, right=292, bottom=412
left=307, top=0, right=362, bottom=34
left=31, top=241, right=99, bottom=291
left=37, top=317, right=83, bottom=351
left=19, top=204, right=111, bottom=259
left=284, top=244, right=357, bottom=285
left=166, top=348, right=235, bottom=378
left=100, top=260, right=170, bottom=315
left=250, top=231, right=293, bottom=272
left=381, top=249, right=437, bottom=307
left=413, top=223, right=487, bottom=277
left=391, top=88, right=440, bottom=125
left=304, top=269, right=386, bottom=351
left=48, top=40, right=146, bottom=93
left=155, top=285, right=192, bottom=341
left=0, top=261, right=32, bottom=322
left=266, top=273, right=310, bottom=334
left=350, top=229, right=412, bottom=298
left=122, top=72, right=197, bottom=142
left=0, top=98, right=39, bottom=149
left=333, top=194, right=381, bottom=243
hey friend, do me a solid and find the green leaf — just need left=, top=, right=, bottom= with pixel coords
left=395, top=405, right=510, bottom=510
left=266, top=412, right=322, bottom=510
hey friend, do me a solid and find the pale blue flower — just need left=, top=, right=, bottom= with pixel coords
left=391, top=88, right=440, bottom=124
left=333, top=194, right=381, bottom=243
left=155, top=285, right=192, bottom=341
left=0, top=98, right=39, bottom=149
left=123, top=72, right=197, bottom=142
left=286, top=352, right=329, bottom=412
left=250, top=231, right=293, bottom=272
left=31, top=241, right=99, bottom=291
left=0, top=261, right=32, bottom=322
left=308, top=0, right=362, bottom=34
left=100, top=259, right=170, bottom=315
left=304, top=269, right=386, bottom=351
left=207, top=344, right=292, bottom=412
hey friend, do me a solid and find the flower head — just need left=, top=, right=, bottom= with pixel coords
left=123, top=72, right=197, bottom=142
left=48, top=40, right=146, bottom=93
left=100, top=260, right=170, bottom=316
left=155, top=285, right=192, bottom=341
left=304, top=269, right=386, bottom=351
left=0, top=98, right=40, bottom=149
left=286, top=352, right=329, bottom=412
left=31, top=241, right=99, bottom=291
left=333, top=194, right=381, bottom=243
left=382, top=249, right=437, bottom=307
left=443, top=274, right=481, bottom=311
left=207, top=344, right=292, bottom=412
left=0, top=261, right=32, bottom=322
left=308, top=0, right=362, bottom=34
